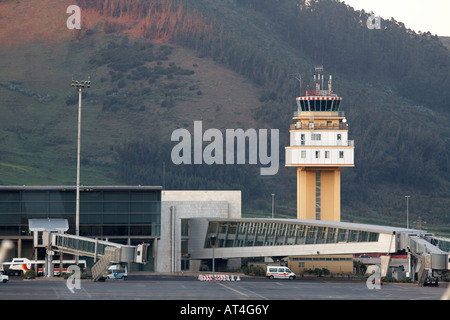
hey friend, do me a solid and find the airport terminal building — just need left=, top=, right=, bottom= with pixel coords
left=0, top=186, right=241, bottom=272
left=0, top=186, right=448, bottom=279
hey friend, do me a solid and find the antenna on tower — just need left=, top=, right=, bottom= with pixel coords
left=328, top=75, right=332, bottom=95
left=314, top=66, right=323, bottom=92
left=314, top=66, right=323, bottom=73
left=289, top=73, right=302, bottom=96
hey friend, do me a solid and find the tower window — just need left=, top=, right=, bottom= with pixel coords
left=325, top=151, right=330, bottom=159
left=315, top=151, right=320, bottom=159
left=301, top=151, right=306, bottom=159
left=339, top=151, right=344, bottom=158
left=315, top=171, right=321, bottom=220
left=311, top=134, right=321, bottom=141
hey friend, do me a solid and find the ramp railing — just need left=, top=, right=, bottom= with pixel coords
left=51, top=233, right=149, bottom=281
left=407, top=235, right=448, bottom=286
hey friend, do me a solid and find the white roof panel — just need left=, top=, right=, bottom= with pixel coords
left=28, top=219, right=69, bottom=232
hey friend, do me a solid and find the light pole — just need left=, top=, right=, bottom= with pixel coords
left=405, top=196, right=410, bottom=229
left=71, top=78, right=90, bottom=238
left=210, top=235, right=216, bottom=281
left=271, top=194, right=275, bottom=219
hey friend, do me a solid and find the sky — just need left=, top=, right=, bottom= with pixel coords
left=340, top=0, right=450, bottom=36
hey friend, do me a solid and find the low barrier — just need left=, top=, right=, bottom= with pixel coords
left=198, top=274, right=241, bottom=281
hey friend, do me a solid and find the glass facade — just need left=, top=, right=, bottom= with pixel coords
left=204, top=220, right=379, bottom=248
left=0, top=187, right=161, bottom=237
left=430, top=237, right=450, bottom=253
left=54, top=234, right=109, bottom=256
left=297, top=98, right=341, bottom=112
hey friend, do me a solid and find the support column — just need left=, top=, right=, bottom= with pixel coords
left=321, top=168, right=341, bottom=222
left=297, top=167, right=341, bottom=221
left=17, top=238, right=22, bottom=258
left=297, top=167, right=316, bottom=220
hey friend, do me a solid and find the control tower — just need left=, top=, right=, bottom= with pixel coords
left=285, top=67, right=354, bottom=221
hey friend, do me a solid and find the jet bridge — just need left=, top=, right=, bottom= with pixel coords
left=51, top=233, right=149, bottom=281
left=405, top=234, right=449, bottom=286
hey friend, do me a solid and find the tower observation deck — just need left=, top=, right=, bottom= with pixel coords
left=285, top=67, right=354, bottom=221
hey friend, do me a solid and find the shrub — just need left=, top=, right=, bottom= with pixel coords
left=23, top=270, right=35, bottom=279
left=382, top=276, right=396, bottom=283
left=312, top=268, right=330, bottom=277
left=441, top=273, right=450, bottom=282
left=242, top=265, right=265, bottom=277
left=304, top=268, right=331, bottom=277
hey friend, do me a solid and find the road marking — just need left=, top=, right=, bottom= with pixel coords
left=274, top=282, right=283, bottom=286
left=215, top=282, right=249, bottom=298
left=82, top=287, right=92, bottom=298
left=238, top=285, right=269, bottom=300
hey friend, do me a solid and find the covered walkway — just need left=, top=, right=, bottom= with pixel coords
left=187, top=218, right=449, bottom=285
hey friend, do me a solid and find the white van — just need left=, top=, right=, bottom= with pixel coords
left=266, top=266, right=296, bottom=280
left=107, top=264, right=127, bottom=280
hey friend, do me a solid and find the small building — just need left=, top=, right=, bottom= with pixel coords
left=288, top=254, right=353, bottom=275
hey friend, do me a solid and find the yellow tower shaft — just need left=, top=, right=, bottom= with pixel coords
left=297, top=167, right=341, bottom=221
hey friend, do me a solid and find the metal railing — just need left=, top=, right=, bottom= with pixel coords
left=290, top=140, right=355, bottom=147
left=305, top=90, right=333, bottom=96
left=290, top=123, right=348, bottom=130
left=52, top=233, right=123, bottom=258
left=51, top=233, right=149, bottom=281
left=293, top=111, right=345, bottom=118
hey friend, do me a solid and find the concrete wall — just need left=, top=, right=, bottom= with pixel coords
left=156, top=190, right=241, bottom=272
left=161, top=190, right=241, bottom=219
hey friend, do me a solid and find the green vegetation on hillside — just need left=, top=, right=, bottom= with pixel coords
left=0, top=0, right=448, bottom=235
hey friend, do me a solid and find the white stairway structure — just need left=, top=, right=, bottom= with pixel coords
left=51, top=233, right=149, bottom=281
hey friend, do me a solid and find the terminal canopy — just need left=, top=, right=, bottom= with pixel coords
left=28, top=219, right=69, bottom=233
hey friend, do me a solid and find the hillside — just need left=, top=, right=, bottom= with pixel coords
left=441, top=37, right=450, bottom=51
left=0, top=0, right=261, bottom=180
left=0, top=0, right=448, bottom=235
